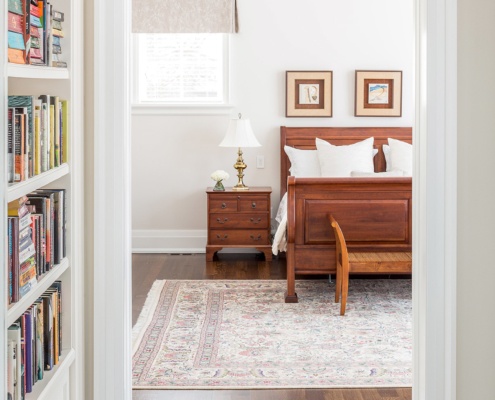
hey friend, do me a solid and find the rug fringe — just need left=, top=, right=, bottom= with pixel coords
left=132, top=280, right=166, bottom=355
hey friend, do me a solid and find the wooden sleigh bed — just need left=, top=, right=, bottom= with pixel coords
left=280, top=126, right=413, bottom=303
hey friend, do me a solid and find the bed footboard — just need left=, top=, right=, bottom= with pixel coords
left=285, top=176, right=412, bottom=303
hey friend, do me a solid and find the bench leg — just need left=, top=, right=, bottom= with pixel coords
left=340, top=261, right=349, bottom=316
left=335, top=262, right=342, bottom=304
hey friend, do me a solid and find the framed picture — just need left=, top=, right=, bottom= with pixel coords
left=355, top=70, right=402, bottom=117
left=286, top=71, right=333, bottom=117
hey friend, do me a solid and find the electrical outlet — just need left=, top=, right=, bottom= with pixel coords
left=256, top=155, right=265, bottom=169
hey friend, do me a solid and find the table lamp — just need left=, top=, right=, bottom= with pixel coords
left=219, top=114, right=261, bottom=190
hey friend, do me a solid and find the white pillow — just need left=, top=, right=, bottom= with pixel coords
left=316, top=137, right=375, bottom=177
left=387, top=138, right=413, bottom=176
left=351, top=170, right=405, bottom=177
left=383, top=144, right=391, bottom=172
left=284, top=146, right=321, bottom=177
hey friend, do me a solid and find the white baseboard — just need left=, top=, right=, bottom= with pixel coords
left=132, top=229, right=265, bottom=254
left=132, top=230, right=206, bottom=253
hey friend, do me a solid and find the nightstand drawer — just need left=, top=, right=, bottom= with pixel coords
left=209, top=229, right=270, bottom=245
left=209, top=213, right=269, bottom=229
left=239, top=197, right=268, bottom=212
left=209, top=198, right=238, bottom=212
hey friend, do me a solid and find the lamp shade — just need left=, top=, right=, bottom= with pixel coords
left=219, top=117, right=261, bottom=148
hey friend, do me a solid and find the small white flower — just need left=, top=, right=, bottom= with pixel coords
left=210, top=170, right=229, bottom=182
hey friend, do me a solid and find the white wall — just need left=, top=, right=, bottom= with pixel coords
left=457, top=0, right=495, bottom=396
left=131, top=0, right=414, bottom=251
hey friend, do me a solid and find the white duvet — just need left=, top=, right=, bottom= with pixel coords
left=271, top=193, right=288, bottom=255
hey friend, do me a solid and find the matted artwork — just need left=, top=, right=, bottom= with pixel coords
left=286, top=71, right=333, bottom=117
left=355, top=70, right=402, bottom=117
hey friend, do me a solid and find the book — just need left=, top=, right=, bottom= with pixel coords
left=35, top=189, right=64, bottom=263
left=38, top=95, right=49, bottom=172
left=52, top=9, right=64, bottom=22
left=30, top=15, right=42, bottom=27
left=8, top=0, right=24, bottom=15
left=9, top=218, right=20, bottom=303
left=8, top=12, right=24, bottom=34
left=8, top=323, right=22, bottom=400
left=13, top=110, right=25, bottom=182
left=8, top=48, right=25, bottom=64
left=8, top=108, right=14, bottom=182
left=34, top=299, right=44, bottom=381
left=23, top=310, right=33, bottom=393
left=8, top=219, right=13, bottom=304
left=51, top=28, right=64, bottom=38
left=49, top=96, right=60, bottom=167
left=41, top=294, right=53, bottom=370
left=7, top=340, right=15, bottom=399
left=9, top=96, right=35, bottom=178
left=34, top=99, right=41, bottom=174
left=25, top=195, right=50, bottom=271
left=8, top=31, right=25, bottom=50
left=51, top=281, right=62, bottom=358
left=61, top=100, right=69, bottom=163
left=30, top=2, right=40, bottom=17
left=23, top=0, right=32, bottom=64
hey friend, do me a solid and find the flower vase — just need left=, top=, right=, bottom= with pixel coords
left=213, top=180, right=225, bottom=191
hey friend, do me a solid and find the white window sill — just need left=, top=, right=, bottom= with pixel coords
left=131, top=104, right=235, bottom=116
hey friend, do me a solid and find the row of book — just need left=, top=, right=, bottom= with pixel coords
left=8, top=95, right=69, bottom=184
left=8, top=0, right=66, bottom=67
left=8, top=190, right=66, bottom=305
left=7, top=281, right=62, bottom=399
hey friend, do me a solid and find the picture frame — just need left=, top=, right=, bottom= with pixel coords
left=355, top=70, right=402, bottom=117
left=286, top=71, right=333, bottom=117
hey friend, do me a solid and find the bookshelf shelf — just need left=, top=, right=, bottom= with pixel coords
left=26, top=349, right=76, bottom=400
left=7, top=164, right=70, bottom=202
left=7, top=64, right=70, bottom=80
left=6, top=258, right=69, bottom=327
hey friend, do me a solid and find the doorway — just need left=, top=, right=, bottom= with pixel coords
left=90, top=0, right=458, bottom=399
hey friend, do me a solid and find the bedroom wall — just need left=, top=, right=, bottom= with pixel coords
left=131, top=0, right=415, bottom=251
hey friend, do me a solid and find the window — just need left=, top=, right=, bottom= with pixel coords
left=134, top=33, right=228, bottom=105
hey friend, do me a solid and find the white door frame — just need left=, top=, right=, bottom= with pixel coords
left=91, top=0, right=457, bottom=399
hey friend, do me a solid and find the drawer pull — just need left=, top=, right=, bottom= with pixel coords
left=250, top=217, right=262, bottom=224
left=251, top=202, right=257, bottom=209
left=216, top=218, right=229, bottom=224
left=250, top=234, right=262, bottom=241
left=221, top=203, right=227, bottom=209
left=216, top=234, right=229, bottom=241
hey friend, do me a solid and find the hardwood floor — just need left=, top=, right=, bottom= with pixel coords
left=132, top=253, right=412, bottom=400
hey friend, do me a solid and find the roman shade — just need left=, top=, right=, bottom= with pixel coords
left=132, top=0, right=238, bottom=33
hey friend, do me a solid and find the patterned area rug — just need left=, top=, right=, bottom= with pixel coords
left=132, top=279, right=412, bottom=389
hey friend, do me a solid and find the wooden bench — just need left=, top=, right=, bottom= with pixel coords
left=329, top=215, right=412, bottom=316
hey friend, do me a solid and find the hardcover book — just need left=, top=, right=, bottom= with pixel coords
left=8, top=31, right=25, bottom=50
left=8, top=48, right=25, bottom=64
left=8, top=12, right=24, bottom=34
left=8, top=0, right=23, bottom=15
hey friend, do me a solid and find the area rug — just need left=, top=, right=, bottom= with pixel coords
left=132, top=279, right=412, bottom=389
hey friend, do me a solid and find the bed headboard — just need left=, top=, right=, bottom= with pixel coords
left=280, top=126, right=413, bottom=196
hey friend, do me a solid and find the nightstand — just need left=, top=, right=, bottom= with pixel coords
left=206, top=187, right=272, bottom=261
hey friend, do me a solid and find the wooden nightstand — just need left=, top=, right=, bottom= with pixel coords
left=206, top=187, right=272, bottom=261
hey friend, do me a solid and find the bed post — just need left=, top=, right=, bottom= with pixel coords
left=285, top=176, right=298, bottom=303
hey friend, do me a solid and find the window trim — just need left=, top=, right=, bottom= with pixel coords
left=131, top=33, right=231, bottom=113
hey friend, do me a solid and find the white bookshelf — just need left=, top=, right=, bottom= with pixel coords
left=1, top=0, right=83, bottom=399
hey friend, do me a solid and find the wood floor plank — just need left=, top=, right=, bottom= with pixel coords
left=132, top=253, right=412, bottom=400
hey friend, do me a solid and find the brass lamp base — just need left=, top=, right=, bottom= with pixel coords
left=232, top=147, right=250, bottom=190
